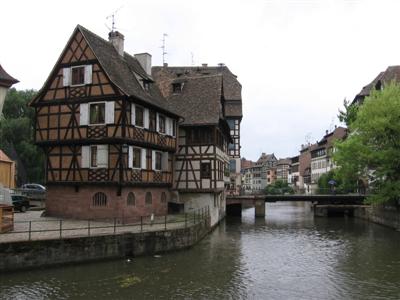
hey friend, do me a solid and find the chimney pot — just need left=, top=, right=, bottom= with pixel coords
left=108, top=31, right=125, bottom=56
left=202, top=63, right=208, bottom=67
left=325, top=130, right=328, bottom=135
left=163, top=62, right=168, bottom=67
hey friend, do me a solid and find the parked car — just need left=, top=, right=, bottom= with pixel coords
left=11, top=195, right=30, bottom=212
left=21, top=183, right=46, bottom=191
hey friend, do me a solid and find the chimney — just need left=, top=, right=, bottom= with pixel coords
left=108, top=31, right=125, bottom=56
left=163, top=62, right=168, bottom=68
left=135, top=53, right=152, bottom=76
left=202, top=63, right=208, bottom=68
left=325, top=130, right=328, bottom=135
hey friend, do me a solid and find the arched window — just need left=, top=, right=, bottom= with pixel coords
left=145, top=192, right=152, bottom=206
left=92, top=192, right=107, bottom=207
left=127, top=192, right=135, bottom=206
left=161, top=192, right=167, bottom=204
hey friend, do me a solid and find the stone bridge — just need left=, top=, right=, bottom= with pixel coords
left=225, top=194, right=366, bottom=217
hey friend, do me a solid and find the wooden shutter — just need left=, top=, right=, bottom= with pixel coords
left=63, top=68, right=70, bottom=86
left=151, top=150, right=156, bottom=170
left=128, top=146, right=133, bottom=169
left=144, top=108, right=149, bottom=129
left=97, top=145, right=108, bottom=168
left=84, top=65, right=92, bottom=84
left=141, top=148, right=146, bottom=169
left=81, top=146, right=90, bottom=168
left=79, top=103, right=88, bottom=126
left=105, top=102, right=115, bottom=124
left=131, top=104, right=136, bottom=125
left=162, top=152, right=169, bottom=171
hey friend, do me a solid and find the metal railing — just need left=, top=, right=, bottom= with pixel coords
left=0, top=207, right=210, bottom=243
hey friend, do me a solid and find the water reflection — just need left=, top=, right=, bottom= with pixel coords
left=1, top=202, right=400, bottom=300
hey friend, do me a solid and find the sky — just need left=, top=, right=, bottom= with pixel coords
left=1, top=0, right=400, bottom=161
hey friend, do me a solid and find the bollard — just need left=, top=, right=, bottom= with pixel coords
left=140, top=216, right=143, bottom=232
left=165, top=215, right=167, bottom=230
left=28, top=221, right=32, bottom=241
left=59, top=220, right=62, bottom=239
left=88, top=220, right=91, bottom=236
left=185, top=213, right=187, bottom=228
left=114, top=217, right=117, bottom=234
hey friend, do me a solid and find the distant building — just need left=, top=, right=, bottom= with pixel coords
left=288, top=155, right=299, bottom=189
left=299, top=143, right=316, bottom=194
left=276, top=158, right=291, bottom=182
left=310, top=127, right=347, bottom=189
left=0, top=150, right=15, bottom=189
left=0, top=64, right=19, bottom=115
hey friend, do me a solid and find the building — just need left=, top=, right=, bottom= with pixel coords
left=353, top=66, right=400, bottom=105
left=30, top=25, right=242, bottom=226
left=298, top=143, right=316, bottom=194
left=30, top=26, right=180, bottom=220
left=288, top=155, right=299, bottom=189
left=152, top=66, right=234, bottom=225
left=276, top=158, right=291, bottom=182
left=256, top=153, right=277, bottom=189
left=152, top=64, right=243, bottom=195
left=0, top=64, right=19, bottom=116
left=310, top=127, right=347, bottom=190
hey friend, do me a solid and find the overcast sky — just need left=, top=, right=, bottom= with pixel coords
left=1, top=0, right=400, bottom=161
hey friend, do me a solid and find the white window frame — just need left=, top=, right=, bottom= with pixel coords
left=130, top=146, right=142, bottom=170
left=89, top=145, right=108, bottom=169
left=158, top=113, right=166, bottom=135
left=132, top=104, right=145, bottom=128
left=152, top=150, right=163, bottom=171
left=70, top=65, right=86, bottom=87
left=88, top=101, right=106, bottom=126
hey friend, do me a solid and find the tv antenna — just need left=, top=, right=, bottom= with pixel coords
left=106, top=6, right=123, bottom=32
left=161, top=33, right=168, bottom=64
left=191, top=52, right=195, bottom=66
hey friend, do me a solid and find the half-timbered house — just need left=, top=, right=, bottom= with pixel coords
left=30, top=25, right=180, bottom=220
left=152, top=67, right=234, bottom=225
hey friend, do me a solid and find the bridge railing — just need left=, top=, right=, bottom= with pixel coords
left=240, top=187, right=368, bottom=196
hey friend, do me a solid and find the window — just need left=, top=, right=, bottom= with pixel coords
left=161, top=192, right=167, bottom=204
left=132, top=148, right=141, bottom=169
left=229, top=160, right=236, bottom=173
left=143, top=81, right=150, bottom=91
left=127, top=192, right=135, bottom=206
left=93, top=192, right=107, bottom=207
left=201, top=162, right=211, bottom=179
left=187, top=127, right=212, bottom=145
left=145, top=192, right=152, bottom=206
left=90, top=146, right=98, bottom=168
left=159, top=115, right=166, bottom=133
left=172, top=83, right=182, bottom=93
left=89, top=103, right=105, bottom=125
left=155, top=152, right=162, bottom=171
left=149, top=111, right=156, bottom=131
left=135, top=106, right=144, bottom=127
left=71, top=66, right=85, bottom=85
left=172, top=120, right=176, bottom=136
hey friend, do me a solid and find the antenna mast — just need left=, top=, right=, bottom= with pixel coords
left=106, top=6, right=123, bottom=32
left=161, top=33, right=168, bottom=64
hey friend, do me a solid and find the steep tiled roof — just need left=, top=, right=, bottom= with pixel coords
left=164, top=75, right=224, bottom=125
left=0, top=65, right=18, bottom=88
left=77, top=26, right=177, bottom=116
left=256, top=153, right=277, bottom=165
left=152, top=65, right=242, bottom=118
left=0, top=149, right=13, bottom=162
left=277, top=158, right=291, bottom=165
left=354, top=66, right=400, bottom=104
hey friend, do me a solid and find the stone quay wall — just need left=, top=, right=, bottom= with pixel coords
left=0, top=221, right=210, bottom=272
left=354, top=204, right=400, bottom=230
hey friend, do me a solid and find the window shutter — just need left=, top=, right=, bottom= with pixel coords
left=84, top=65, right=92, bottom=84
left=97, top=145, right=108, bottom=168
left=81, top=146, right=90, bottom=168
left=151, top=150, right=156, bottom=170
left=166, top=117, right=171, bottom=135
left=162, top=152, right=169, bottom=171
left=63, top=68, right=70, bottom=86
left=128, top=146, right=133, bottom=169
left=141, top=148, right=147, bottom=169
left=156, top=113, right=160, bottom=132
left=79, top=103, right=88, bottom=126
left=144, top=108, right=149, bottom=129
left=105, top=102, right=115, bottom=124
left=131, top=104, right=136, bottom=125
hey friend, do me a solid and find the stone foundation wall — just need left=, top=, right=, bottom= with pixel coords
left=354, top=205, right=400, bottom=230
left=0, top=221, right=210, bottom=272
left=46, top=185, right=170, bottom=220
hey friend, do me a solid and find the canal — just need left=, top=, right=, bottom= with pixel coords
left=1, top=202, right=400, bottom=299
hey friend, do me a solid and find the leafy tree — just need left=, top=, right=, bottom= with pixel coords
left=0, top=88, right=44, bottom=184
left=264, top=180, right=294, bottom=195
left=338, top=98, right=358, bottom=127
left=334, top=82, right=400, bottom=204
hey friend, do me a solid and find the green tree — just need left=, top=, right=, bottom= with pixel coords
left=334, top=82, right=400, bottom=204
left=0, top=88, right=44, bottom=184
left=338, top=98, right=358, bottom=127
left=264, top=180, right=294, bottom=195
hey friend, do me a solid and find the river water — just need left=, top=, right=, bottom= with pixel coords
left=1, top=202, right=400, bottom=300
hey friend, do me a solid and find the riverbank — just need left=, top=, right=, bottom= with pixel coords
left=354, top=204, right=400, bottom=230
left=0, top=214, right=210, bottom=272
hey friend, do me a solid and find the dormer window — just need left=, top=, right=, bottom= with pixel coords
left=63, top=65, right=92, bottom=86
left=143, top=80, right=150, bottom=91
left=172, top=83, right=182, bottom=93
